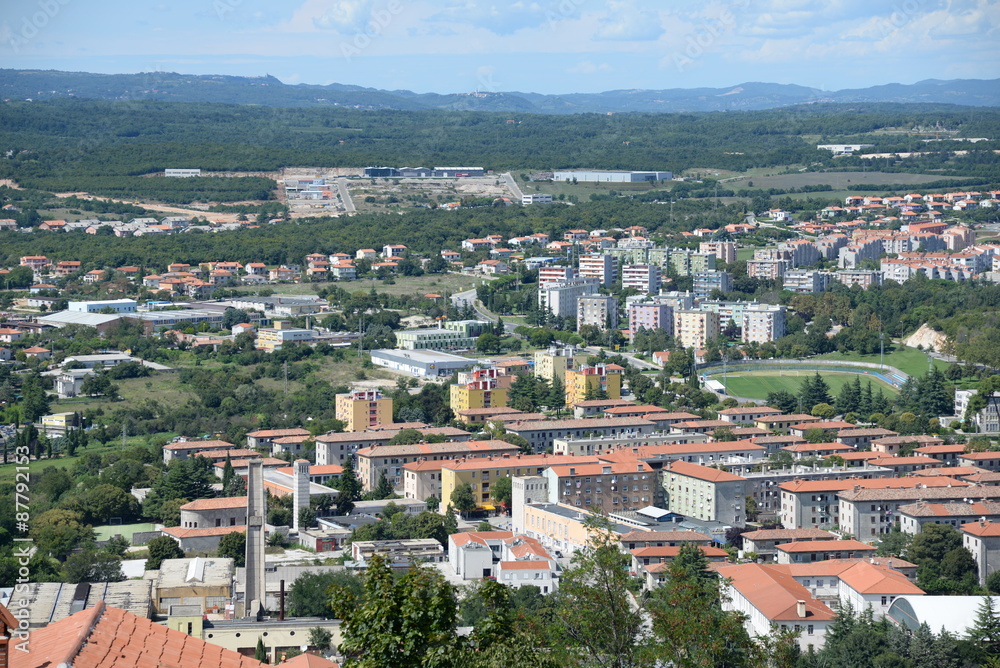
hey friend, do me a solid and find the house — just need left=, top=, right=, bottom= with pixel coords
left=961, top=520, right=1000, bottom=585
left=741, top=528, right=838, bottom=563
left=382, top=244, right=407, bottom=258
left=22, top=346, right=51, bottom=361
left=477, top=259, right=509, bottom=275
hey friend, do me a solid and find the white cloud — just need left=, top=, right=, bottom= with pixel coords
left=313, top=0, right=375, bottom=32
left=428, top=1, right=572, bottom=36
left=593, top=1, right=663, bottom=41
left=568, top=60, right=611, bottom=74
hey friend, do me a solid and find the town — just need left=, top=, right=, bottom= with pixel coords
left=2, top=162, right=1000, bottom=666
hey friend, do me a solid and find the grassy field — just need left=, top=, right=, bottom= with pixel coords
left=0, top=435, right=163, bottom=485
left=718, top=370, right=899, bottom=401
left=815, top=346, right=948, bottom=377
left=725, top=171, right=963, bottom=190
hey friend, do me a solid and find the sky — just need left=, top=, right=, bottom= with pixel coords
left=1, top=0, right=998, bottom=95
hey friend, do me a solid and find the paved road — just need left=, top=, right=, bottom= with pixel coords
left=452, top=288, right=477, bottom=307
left=502, top=172, right=524, bottom=201
left=337, top=178, right=356, bottom=213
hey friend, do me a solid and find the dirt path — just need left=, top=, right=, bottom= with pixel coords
left=51, top=192, right=240, bottom=222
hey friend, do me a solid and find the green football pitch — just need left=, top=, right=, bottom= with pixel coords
left=716, top=370, right=899, bottom=401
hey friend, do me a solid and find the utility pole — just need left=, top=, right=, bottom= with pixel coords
left=879, top=332, right=885, bottom=370
left=283, top=361, right=288, bottom=396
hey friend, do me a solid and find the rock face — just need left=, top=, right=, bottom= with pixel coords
left=904, top=323, right=949, bottom=352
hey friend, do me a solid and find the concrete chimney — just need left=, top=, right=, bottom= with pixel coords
left=293, top=459, right=311, bottom=530
left=245, top=459, right=266, bottom=620
left=797, top=600, right=806, bottom=618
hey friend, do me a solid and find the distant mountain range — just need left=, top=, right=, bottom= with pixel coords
left=2, top=69, right=998, bottom=113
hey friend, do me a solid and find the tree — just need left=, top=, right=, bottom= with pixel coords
left=255, top=636, right=269, bottom=664
left=462, top=579, right=558, bottom=668
left=811, top=402, right=836, bottom=419
left=489, top=476, right=512, bottom=511
left=30, top=509, right=94, bottom=560
left=876, top=524, right=913, bottom=558
left=297, top=506, right=316, bottom=529
left=145, top=535, right=184, bottom=570
left=548, top=376, right=566, bottom=414
left=62, top=549, right=125, bottom=583
left=371, top=470, right=395, bottom=500
left=331, top=554, right=459, bottom=668
left=425, top=495, right=440, bottom=513
left=289, top=570, right=363, bottom=618
left=332, top=458, right=362, bottom=515
left=218, top=531, right=246, bottom=567
left=451, top=483, right=476, bottom=518
left=308, top=626, right=333, bottom=652
left=798, top=372, right=831, bottom=410
left=476, top=332, right=501, bottom=354
left=551, top=515, right=647, bottom=668
left=966, top=596, right=1000, bottom=659
left=766, top=390, right=798, bottom=413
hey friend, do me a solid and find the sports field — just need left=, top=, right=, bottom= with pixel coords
left=716, top=370, right=899, bottom=401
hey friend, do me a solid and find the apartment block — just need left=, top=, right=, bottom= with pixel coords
left=538, top=265, right=575, bottom=286
left=692, top=271, right=732, bottom=299
left=628, top=300, right=673, bottom=341
left=673, top=309, right=720, bottom=349
left=621, top=264, right=662, bottom=294
left=578, top=254, right=618, bottom=287
left=538, top=278, right=600, bottom=318
left=335, top=389, right=393, bottom=432
left=565, top=363, right=624, bottom=408
left=782, top=270, right=834, bottom=294
left=663, top=460, right=747, bottom=526
left=699, top=241, right=737, bottom=264
left=577, top=294, right=619, bottom=331
left=533, top=346, right=578, bottom=383
left=742, top=304, right=786, bottom=343
left=450, top=377, right=509, bottom=412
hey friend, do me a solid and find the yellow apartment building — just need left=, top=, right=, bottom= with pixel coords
left=564, top=363, right=623, bottom=408
left=335, top=389, right=393, bottom=432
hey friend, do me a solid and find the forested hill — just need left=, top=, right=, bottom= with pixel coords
left=2, top=69, right=999, bottom=112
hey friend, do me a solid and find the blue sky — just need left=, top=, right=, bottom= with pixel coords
left=1, top=0, right=997, bottom=94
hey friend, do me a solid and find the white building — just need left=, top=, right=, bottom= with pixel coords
left=538, top=278, right=600, bottom=318
left=67, top=299, right=138, bottom=314
left=742, top=304, right=786, bottom=343
left=578, top=254, right=617, bottom=287
left=522, top=194, right=553, bottom=204
left=553, top=170, right=672, bottom=183
left=621, top=264, right=662, bottom=294
left=165, top=168, right=201, bottom=177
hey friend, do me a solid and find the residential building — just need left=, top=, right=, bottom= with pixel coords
left=440, top=454, right=601, bottom=509
left=577, top=294, right=618, bottom=331
left=838, top=485, right=1000, bottom=539
left=955, top=389, right=1000, bottom=432
left=450, top=375, right=509, bottom=412
left=699, top=241, right=737, bottom=264
left=775, top=539, right=876, bottom=564
left=673, top=309, right=720, bottom=349
left=356, top=438, right=512, bottom=491
left=578, top=254, right=617, bottom=287
left=538, top=278, right=600, bottom=318
left=544, top=460, right=656, bottom=512
left=741, top=528, right=838, bottom=562
left=662, top=460, right=748, bottom=526
left=621, top=264, right=662, bottom=294
left=718, top=562, right=836, bottom=651
left=565, top=363, right=624, bottom=408
left=962, top=521, right=1000, bottom=585
left=533, top=345, right=579, bottom=383
left=538, top=265, right=576, bottom=286
left=506, top=416, right=655, bottom=453
left=743, top=304, right=787, bottom=343
left=692, top=270, right=733, bottom=299
left=628, top=300, right=673, bottom=341
left=336, top=389, right=393, bottom=432
left=898, top=501, right=1000, bottom=534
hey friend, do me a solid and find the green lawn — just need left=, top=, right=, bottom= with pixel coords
left=0, top=435, right=162, bottom=485
left=815, top=346, right=948, bottom=377
left=718, top=370, right=899, bottom=401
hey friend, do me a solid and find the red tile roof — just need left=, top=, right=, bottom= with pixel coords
left=179, top=496, right=247, bottom=511
left=11, top=600, right=265, bottom=668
